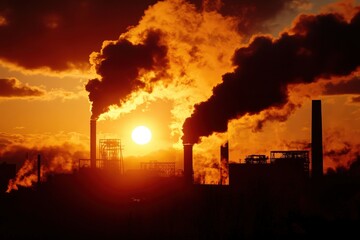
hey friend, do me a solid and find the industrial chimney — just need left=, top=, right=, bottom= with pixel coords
left=90, top=119, right=97, bottom=169
left=183, top=143, right=193, bottom=184
left=311, top=100, right=323, bottom=178
left=37, top=154, right=41, bottom=186
left=220, top=142, right=229, bottom=162
left=219, top=142, right=229, bottom=185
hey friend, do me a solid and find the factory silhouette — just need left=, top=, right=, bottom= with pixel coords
left=1, top=100, right=360, bottom=239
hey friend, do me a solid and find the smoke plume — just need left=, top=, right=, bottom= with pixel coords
left=86, top=30, right=168, bottom=119
left=85, top=0, right=241, bottom=128
left=0, top=132, right=88, bottom=192
left=183, top=9, right=360, bottom=143
left=4, top=144, right=87, bottom=193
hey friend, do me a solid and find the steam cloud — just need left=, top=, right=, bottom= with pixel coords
left=3, top=143, right=87, bottom=192
left=183, top=10, right=360, bottom=143
left=86, top=30, right=168, bottom=119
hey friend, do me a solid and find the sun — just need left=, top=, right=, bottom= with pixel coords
left=131, top=126, right=152, bottom=145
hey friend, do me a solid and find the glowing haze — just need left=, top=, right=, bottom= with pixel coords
left=1, top=0, right=360, bottom=189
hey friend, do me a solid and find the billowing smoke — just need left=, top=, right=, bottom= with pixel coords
left=0, top=132, right=88, bottom=192
left=323, top=128, right=360, bottom=170
left=86, top=30, right=168, bottom=119
left=84, top=0, right=243, bottom=135
left=183, top=10, right=360, bottom=144
left=4, top=143, right=88, bottom=192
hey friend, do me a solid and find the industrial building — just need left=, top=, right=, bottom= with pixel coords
left=83, top=100, right=323, bottom=187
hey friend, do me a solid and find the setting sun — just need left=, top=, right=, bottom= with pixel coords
left=131, top=126, right=152, bottom=145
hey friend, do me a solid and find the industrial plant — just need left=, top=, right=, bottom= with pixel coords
left=81, top=99, right=323, bottom=186
left=1, top=99, right=359, bottom=239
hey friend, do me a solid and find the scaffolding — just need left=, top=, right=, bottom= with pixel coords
left=270, top=150, right=309, bottom=175
left=99, top=139, right=124, bottom=174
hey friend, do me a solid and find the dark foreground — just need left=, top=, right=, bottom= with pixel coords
left=1, top=168, right=360, bottom=239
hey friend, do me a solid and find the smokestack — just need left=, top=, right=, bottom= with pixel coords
left=183, top=143, right=193, bottom=184
left=219, top=142, right=229, bottom=185
left=37, top=154, right=41, bottom=185
left=220, top=142, right=229, bottom=162
left=311, top=100, right=323, bottom=178
left=90, top=119, right=97, bottom=169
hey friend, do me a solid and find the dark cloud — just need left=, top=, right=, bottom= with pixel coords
left=323, top=77, right=360, bottom=95
left=85, top=30, right=168, bottom=118
left=193, top=0, right=305, bottom=35
left=183, top=10, right=360, bottom=143
left=0, top=78, right=44, bottom=97
left=0, top=0, right=157, bottom=71
left=0, top=0, right=307, bottom=71
left=352, top=96, right=360, bottom=102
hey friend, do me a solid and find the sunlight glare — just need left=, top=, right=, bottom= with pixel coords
left=131, top=126, right=152, bottom=145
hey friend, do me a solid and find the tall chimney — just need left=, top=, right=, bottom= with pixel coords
left=37, top=154, right=41, bottom=185
left=183, top=143, right=193, bottom=184
left=220, top=142, right=229, bottom=162
left=219, top=142, right=229, bottom=185
left=90, top=119, right=97, bottom=169
left=311, top=100, right=323, bottom=178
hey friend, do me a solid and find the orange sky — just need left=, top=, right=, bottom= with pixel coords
left=1, top=0, right=360, bottom=185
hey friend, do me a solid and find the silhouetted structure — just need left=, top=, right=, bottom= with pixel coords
left=312, top=99, right=323, bottom=178
left=219, top=142, right=229, bottom=185
left=90, top=119, right=97, bottom=169
left=183, top=143, right=193, bottom=184
left=140, top=161, right=176, bottom=177
left=245, top=154, right=268, bottom=164
left=270, top=150, right=310, bottom=177
left=99, top=139, right=124, bottom=173
left=229, top=150, right=309, bottom=189
left=37, top=154, right=41, bottom=185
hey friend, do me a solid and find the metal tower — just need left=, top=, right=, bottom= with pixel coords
left=99, top=139, right=124, bottom=174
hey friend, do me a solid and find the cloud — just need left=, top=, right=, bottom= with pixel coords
left=0, top=0, right=158, bottom=71
left=0, top=0, right=306, bottom=73
left=0, top=78, right=87, bottom=101
left=0, top=78, right=44, bottom=98
left=197, top=0, right=310, bottom=35
left=323, top=77, right=360, bottom=95
left=183, top=8, right=360, bottom=143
